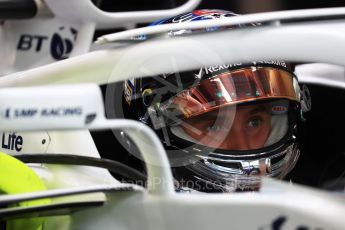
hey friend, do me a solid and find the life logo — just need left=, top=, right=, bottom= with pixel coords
left=17, top=26, right=78, bottom=60
left=1, top=132, right=23, bottom=152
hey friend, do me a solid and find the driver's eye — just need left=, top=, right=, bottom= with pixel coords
left=206, top=124, right=221, bottom=132
left=247, top=117, right=262, bottom=128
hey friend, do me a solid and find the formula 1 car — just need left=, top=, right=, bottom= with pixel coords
left=1, top=1, right=345, bottom=230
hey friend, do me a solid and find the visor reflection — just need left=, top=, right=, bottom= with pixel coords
left=160, top=67, right=298, bottom=119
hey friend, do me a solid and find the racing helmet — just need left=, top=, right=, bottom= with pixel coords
left=121, top=10, right=308, bottom=192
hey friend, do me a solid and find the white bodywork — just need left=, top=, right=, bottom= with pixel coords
left=1, top=84, right=345, bottom=230
left=0, top=0, right=201, bottom=74
left=0, top=2, right=345, bottom=230
left=297, top=63, right=345, bottom=89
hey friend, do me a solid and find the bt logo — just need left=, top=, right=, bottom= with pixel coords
left=17, top=26, right=78, bottom=60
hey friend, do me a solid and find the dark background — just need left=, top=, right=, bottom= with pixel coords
left=91, top=0, right=345, bottom=190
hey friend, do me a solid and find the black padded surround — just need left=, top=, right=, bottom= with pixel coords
left=292, top=84, right=345, bottom=189
left=0, top=0, right=37, bottom=19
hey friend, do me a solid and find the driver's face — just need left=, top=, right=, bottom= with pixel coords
left=180, top=104, right=272, bottom=150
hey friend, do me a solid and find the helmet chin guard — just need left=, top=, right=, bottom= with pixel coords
left=182, top=141, right=300, bottom=192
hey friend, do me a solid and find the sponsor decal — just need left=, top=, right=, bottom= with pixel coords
left=194, top=68, right=204, bottom=79
left=17, top=26, right=77, bottom=60
left=0, top=131, right=51, bottom=154
left=17, top=34, right=48, bottom=52
left=204, top=63, right=242, bottom=75
left=2, top=132, right=23, bottom=152
left=256, top=60, right=287, bottom=68
left=50, top=27, right=77, bottom=60
left=2, top=107, right=82, bottom=119
left=271, top=105, right=288, bottom=114
left=203, top=61, right=287, bottom=75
